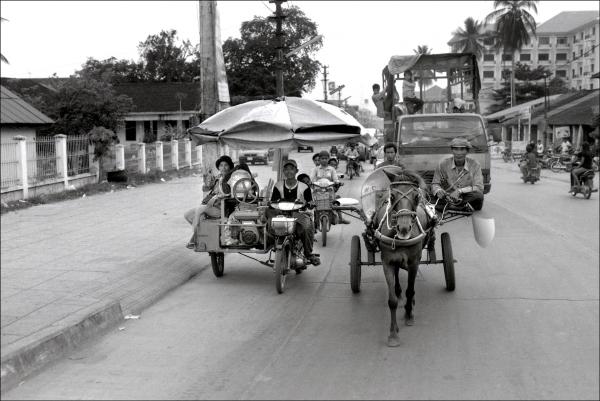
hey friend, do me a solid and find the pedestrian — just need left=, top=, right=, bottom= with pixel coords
left=537, top=139, right=544, bottom=155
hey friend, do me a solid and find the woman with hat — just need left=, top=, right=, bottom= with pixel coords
left=431, top=138, right=484, bottom=211
left=184, top=155, right=234, bottom=249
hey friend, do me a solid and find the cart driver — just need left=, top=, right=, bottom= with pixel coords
left=431, top=138, right=484, bottom=212
left=268, top=159, right=320, bottom=266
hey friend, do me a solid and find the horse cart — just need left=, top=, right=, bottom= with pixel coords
left=342, top=166, right=475, bottom=294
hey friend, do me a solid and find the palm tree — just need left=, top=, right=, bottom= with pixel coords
left=451, top=17, right=486, bottom=59
left=413, top=45, right=433, bottom=90
left=1, top=18, right=9, bottom=64
left=485, top=0, right=538, bottom=107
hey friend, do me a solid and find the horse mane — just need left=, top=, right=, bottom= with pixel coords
left=385, top=169, right=427, bottom=191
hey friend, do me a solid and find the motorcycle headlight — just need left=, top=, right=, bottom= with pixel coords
left=271, top=217, right=296, bottom=236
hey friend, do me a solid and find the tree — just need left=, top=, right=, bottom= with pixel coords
left=412, top=45, right=434, bottom=90
left=35, top=75, right=133, bottom=137
left=77, top=57, right=145, bottom=84
left=485, top=1, right=538, bottom=107
left=137, top=29, right=199, bottom=82
left=88, top=126, right=119, bottom=181
left=451, top=17, right=486, bottom=59
left=222, top=5, right=322, bottom=103
left=1, top=17, right=8, bottom=64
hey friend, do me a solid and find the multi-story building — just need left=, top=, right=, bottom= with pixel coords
left=448, top=11, right=600, bottom=113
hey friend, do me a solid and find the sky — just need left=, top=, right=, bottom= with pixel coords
left=1, top=0, right=598, bottom=113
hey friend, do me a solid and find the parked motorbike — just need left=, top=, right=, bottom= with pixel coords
left=550, top=153, right=575, bottom=173
left=570, top=169, right=596, bottom=199
left=270, top=200, right=315, bottom=293
left=347, top=155, right=360, bottom=179
left=311, top=178, right=342, bottom=247
left=538, top=150, right=554, bottom=169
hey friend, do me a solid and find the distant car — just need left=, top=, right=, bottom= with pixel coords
left=239, top=150, right=269, bottom=165
left=297, top=145, right=314, bottom=153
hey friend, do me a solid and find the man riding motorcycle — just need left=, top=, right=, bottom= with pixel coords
left=268, top=159, right=320, bottom=266
left=344, top=144, right=361, bottom=177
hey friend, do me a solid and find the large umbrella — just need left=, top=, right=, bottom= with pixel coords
left=188, top=97, right=366, bottom=149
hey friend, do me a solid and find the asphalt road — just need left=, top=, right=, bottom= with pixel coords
left=4, top=154, right=599, bottom=400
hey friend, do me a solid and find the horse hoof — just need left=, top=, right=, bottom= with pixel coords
left=405, top=316, right=415, bottom=326
left=387, top=335, right=401, bottom=347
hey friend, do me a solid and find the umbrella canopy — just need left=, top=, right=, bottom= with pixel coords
left=188, top=97, right=365, bottom=149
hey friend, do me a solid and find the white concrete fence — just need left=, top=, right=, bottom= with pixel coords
left=1, top=136, right=202, bottom=201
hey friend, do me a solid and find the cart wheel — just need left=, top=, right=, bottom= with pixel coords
left=441, top=233, right=455, bottom=292
left=550, top=161, right=562, bottom=173
left=350, top=235, right=361, bottom=293
left=321, top=215, right=328, bottom=247
left=275, top=247, right=289, bottom=294
left=209, top=252, right=224, bottom=277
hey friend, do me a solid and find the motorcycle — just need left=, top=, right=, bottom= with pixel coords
left=520, top=163, right=541, bottom=184
left=538, top=150, right=554, bottom=169
left=347, top=155, right=360, bottom=179
left=270, top=200, right=315, bottom=293
left=570, top=169, right=596, bottom=199
left=311, top=178, right=343, bottom=247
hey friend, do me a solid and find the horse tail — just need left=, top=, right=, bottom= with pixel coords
left=394, top=266, right=401, bottom=299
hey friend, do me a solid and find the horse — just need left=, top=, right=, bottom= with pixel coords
left=372, top=169, right=430, bottom=347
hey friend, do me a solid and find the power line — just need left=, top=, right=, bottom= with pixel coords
left=261, top=1, right=274, bottom=13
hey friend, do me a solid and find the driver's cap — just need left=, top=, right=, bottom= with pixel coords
left=282, top=159, right=297, bottom=169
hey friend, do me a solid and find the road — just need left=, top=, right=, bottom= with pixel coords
left=4, top=153, right=599, bottom=400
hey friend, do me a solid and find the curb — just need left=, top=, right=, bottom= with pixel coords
left=0, top=301, right=123, bottom=393
left=0, top=259, right=209, bottom=395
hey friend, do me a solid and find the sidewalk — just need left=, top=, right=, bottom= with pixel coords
left=1, top=175, right=208, bottom=392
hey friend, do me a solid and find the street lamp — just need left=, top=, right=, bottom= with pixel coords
left=542, top=71, right=552, bottom=149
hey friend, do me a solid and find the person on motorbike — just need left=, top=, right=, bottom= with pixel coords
left=570, top=141, right=594, bottom=193
left=184, top=155, right=234, bottom=249
left=344, top=144, right=361, bottom=176
left=559, top=138, right=572, bottom=155
left=431, top=138, right=484, bottom=212
left=268, top=159, right=320, bottom=266
left=376, top=142, right=406, bottom=169
left=519, top=143, right=539, bottom=179
left=310, top=151, right=349, bottom=224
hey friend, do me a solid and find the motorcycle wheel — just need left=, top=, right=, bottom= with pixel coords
left=550, top=161, right=562, bottom=173
left=321, top=215, right=329, bottom=247
left=209, top=252, right=225, bottom=277
left=274, top=246, right=290, bottom=294
left=503, top=155, right=509, bottom=163
left=584, top=180, right=593, bottom=199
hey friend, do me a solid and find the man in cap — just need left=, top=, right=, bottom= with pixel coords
left=431, top=138, right=484, bottom=211
left=310, top=150, right=349, bottom=224
left=268, top=159, right=320, bottom=266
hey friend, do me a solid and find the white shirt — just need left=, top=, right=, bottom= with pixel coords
left=310, top=165, right=339, bottom=183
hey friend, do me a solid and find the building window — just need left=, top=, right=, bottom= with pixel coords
left=572, top=69, right=576, bottom=77
left=483, top=54, right=495, bottom=62
left=580, top=32, right=584, bottom=40
left=539, top=36, right=550, bottom=45
left=520, top=53, right=531, bottom=61
left=483, top=37, right=494, bottom=46
left=556, top=53, right=567, bottom=61
left=591, top=83, right=594, bottom=90
left=483, top=70, right=494, bottom=79
left=556, top=70, right=567, bottom=78
left=502, top=54, right=512, bottom=61
left=125, top=121, right=137, bottom=142
left=538, top=53, right=549, bottom=61
left=593, top=26, right=596, bottom=35
left=572, top=51, right=576, bottom=59
left=592, top=64, right=595, bottom=72
left=580, top=66, right=583, bottom=75
left=580, top=49, right=583, bottom=57
left=557, top=37, right=568, bottom=45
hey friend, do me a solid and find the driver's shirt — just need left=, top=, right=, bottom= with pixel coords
left=270, top=181, right=313, bottom=203
left=310, top=165, right=339, bottom=184
left=431, top=156, right=484, bottom=195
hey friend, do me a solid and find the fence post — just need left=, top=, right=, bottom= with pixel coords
left=138, top=142, right=146, bottom=174
left=184, top=139, right=192, bottom=168
left=13, top=136, right=29, bottom=199
left=54, top=134, right=69, bottom=188
left=155, top=141, right=164, bottom=171
left=171, top=139, right=179, bottom=170
left=115, top=144, right=125, bottom=170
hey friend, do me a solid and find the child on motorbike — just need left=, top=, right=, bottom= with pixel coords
left=310, top=151, right=349, bottom=224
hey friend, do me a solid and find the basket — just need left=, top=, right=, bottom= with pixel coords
left=313, top=191, right=333, bottom=211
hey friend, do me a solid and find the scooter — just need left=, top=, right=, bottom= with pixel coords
left=347, top=155, right=360, bottom=179
left=521, top=164, right=541, bottom=184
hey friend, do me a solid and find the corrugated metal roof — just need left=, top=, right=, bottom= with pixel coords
left=113, top=82, right=200, bottom=113
left=547, top=91, right=600, bottom=125
left=484, top=95, right=561, bottom=120
left=537, top=11, right=599, bottom=34
left=0, top=86, right=54, bottom=125
left=501, top=91, right=596, bottom=125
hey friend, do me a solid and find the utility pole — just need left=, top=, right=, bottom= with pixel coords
left=329, top=84, right=345, bottom=108
left=322, top=65, right=329, bottom=101
left=269, top=0, right=287, bottom=97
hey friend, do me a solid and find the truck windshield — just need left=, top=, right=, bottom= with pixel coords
left=399, top=115, right=487, bottom=151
